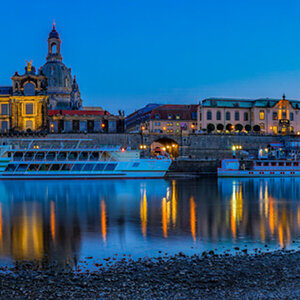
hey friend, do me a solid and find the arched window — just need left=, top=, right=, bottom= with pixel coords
left=226, top=112, right=230, bottom=120
left=155, top=113, right=160, bottom=120
left=168, top=113, right=173, bottom=120
left=207, top=111, right=212, bottom=120
left=216, top=111, right=221, bottom=120
left=235, top=111, right=240, bottom=121
left=24, top=83, right=35, bottom=96
left=175, top=114, right=180, bottom=120
left=51, top=43, right=57, bottom=54
left=64, top=77, right=69, bottom=88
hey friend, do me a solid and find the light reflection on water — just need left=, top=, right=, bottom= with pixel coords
left=0, top=178, right=299, bottom=268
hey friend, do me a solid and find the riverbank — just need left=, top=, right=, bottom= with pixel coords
left=1, top=250, right=299, bottom=299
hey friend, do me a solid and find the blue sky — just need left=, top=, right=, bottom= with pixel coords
left=1, top=0, right=300, bottom=114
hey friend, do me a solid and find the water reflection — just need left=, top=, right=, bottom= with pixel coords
left=0, top=178, right=299, bottom=267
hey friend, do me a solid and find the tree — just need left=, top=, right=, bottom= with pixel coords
left=245, top=124, right=251, bottom=132
left=226, top=124, right=233, bottom=131
left=207, top=123, right=215, bottom=133
left=235, top=124, right=243, bottom=131
left=253, top=125, right=261, bottom=132
left=217, top=124, right=224, bottom=131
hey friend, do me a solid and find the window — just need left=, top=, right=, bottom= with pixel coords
left=83, top=164, right=95, bottom=171
left=72, top=164, right=84, bottom=171
left=290, top=112, right=294, bottom=121
left=50, top=164, right=60, bottom=171
left=216, top=111, right=221, bottom=120
left=175, top=114, right=180, bottom=120
left=286, top=162, right=291, bottom=166
left=154, top=122, right=157, bottom=126
left=24, top=83, right=35, bottom=96
left=26, top=120, right=33, bottom=130
left=282, top=111, right=287, bottom=119
left=104, top=163, right=117, bottom=171
left=273, top=112, right=278, bottom=120
left=39, top=164, right=50, bottom=171
left=28, top=164, right=40, bottom=171
left=263, top=162, right=269, bottom=166
left=256, top=162, right=262, bottom=166
left=235, top=111, right=239, bottom=121
left=279, top=162, right=284, bottom=166
left=5, top=164, right=16, bottom=172
left=16, top=164, right=28, bottom=172
left=244, top=112, right=248, bottom=121
left=1, top=104, right=8, bottom=115
left=293, top=162, right=299, bottom=167
left=271, top=162, right=277, bottom=166
left=25, top=103, right=34, bottom=115
left=94, top=163, right=106, bottom=171
left=61, top=164, right=73, bottom=171
left=133, top=162, right=140, bottom=167
left=207, top=111, right=212, bottom=120
left=1, top=121, right=8, bottom=132
left=226, top=112, right=230, bottom=121
left=46, top=152, right=56, bottom=160
left=168, top=113, right=173, bottom=120
left=259, top=110, right=265, bottom=120
left=155, top=113, right=160, bottom=119
left=176, top=122, right=179, bottom=126
left=260, top=123, right=265, bottom=130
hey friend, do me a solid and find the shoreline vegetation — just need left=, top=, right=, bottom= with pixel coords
left=0, top=250, right=299, bottom=298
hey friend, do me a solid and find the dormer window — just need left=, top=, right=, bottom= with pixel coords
left=24, top=83, right=35, bottom=96
left=155, top=113, right=160, bottom=120
left=168, top=113, right=173, bottom=120
left=175, top=114, right=180, bottom=120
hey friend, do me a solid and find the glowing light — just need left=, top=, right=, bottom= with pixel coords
left=232, top=146, right=236, bottom=151
left=140, top=190, right=147, bottom=238
left=121, top=148, right=125, bottom=152
left=190, top=196, right=196, bottom=242
left=163, top=127, right=166, bottom=131
left=141, top=126, right=145, bottom=131
left=101, top=200, right=107, bottom=243
left=50, top=201, right=55, bottom=241
left=162, top=147, right=166, bottom=151
left=101, top=123, right=106, bottom=128
left=171, top=180, right=177, bottom=227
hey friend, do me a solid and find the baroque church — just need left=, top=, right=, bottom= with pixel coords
left=0, top=24, right=124, bottom=133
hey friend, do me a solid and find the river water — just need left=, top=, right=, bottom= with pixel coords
left=0, top=178, right=299, bottom=269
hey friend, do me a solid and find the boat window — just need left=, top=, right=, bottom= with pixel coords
left=72, top=164, right=84, bottom=171
left=46, top=152, right=56, bottom=160
left=35, top=152, right=45, bottom=160
left=79, top=152, right=89, bottom=160
left=57, top=152, right=67, bottom=160
left=5, top=164, right=16, bottom=171
left=271, top=162, right=277, bottom=166
left=7, top=152, right=11, bottom=157
left=105, top=163, right=117, bottom=171
left=24, top=152, right=34, bottom=161
left=61, top=164, right=73, bottom=171
left=28, top=164, right=40, bottom=171
left=293, top=162, right=299, bottom=167
left=16, top=164, right=28, bottom=172
left=68, top=152, right=78, bottom=160
left=94, top=163, right=106, bottom=171
left=13, top=152, right=23, bottom=161
left=263, top=162, right=269, bottom=166
left=83, top=164, right=95, bottom=171
left=133, top=162, right=140, bottom=167
left=256, top=162, right=262, bottom=166
left=50, top=164, right=61, bottom=171
left=90, top=152, right=99, bottom=161
left=286, top=162, right=291, bottom=166
left=39, top=164, right=50, bottom=171
left=279, top=162, right=284, bottom=166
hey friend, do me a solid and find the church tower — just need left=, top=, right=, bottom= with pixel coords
left=40, top=22, right=82, bottom=109
left=46, top=22, right=62, bottom=62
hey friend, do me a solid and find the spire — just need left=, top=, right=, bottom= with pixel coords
left=282, top=93, right=286, bottom=100
left=53, top=19, right=56, bottom=30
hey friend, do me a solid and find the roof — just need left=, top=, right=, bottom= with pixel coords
left=202, top=98, right=253, bottom=108
left=126, top=103, right=161, bottom=119
left=0, top=86, right=12, bottom=95
left=150, top=104, right=195, bottom=120
left=48, top=109, right=110, bottom=116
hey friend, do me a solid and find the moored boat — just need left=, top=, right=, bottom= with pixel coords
left=0, top=139, right=172, bottom=179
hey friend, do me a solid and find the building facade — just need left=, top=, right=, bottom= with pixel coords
left=201, top=95, right=300, bottom=135
left=0, top=62, right=48, bottom=132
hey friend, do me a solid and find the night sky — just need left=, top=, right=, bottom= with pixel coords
left=1, top=0, right=300, bottom=114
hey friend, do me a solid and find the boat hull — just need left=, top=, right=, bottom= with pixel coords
left=218, top=169, right=300, bottom=177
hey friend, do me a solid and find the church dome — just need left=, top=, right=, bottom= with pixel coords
left=41, top=61, right=72, bottom=91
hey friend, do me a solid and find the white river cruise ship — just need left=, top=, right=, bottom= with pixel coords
left=0, top=139, right=172, bottom=179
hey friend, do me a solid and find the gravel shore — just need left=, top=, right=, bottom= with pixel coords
left=0, top=250, right=300, bottom=299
